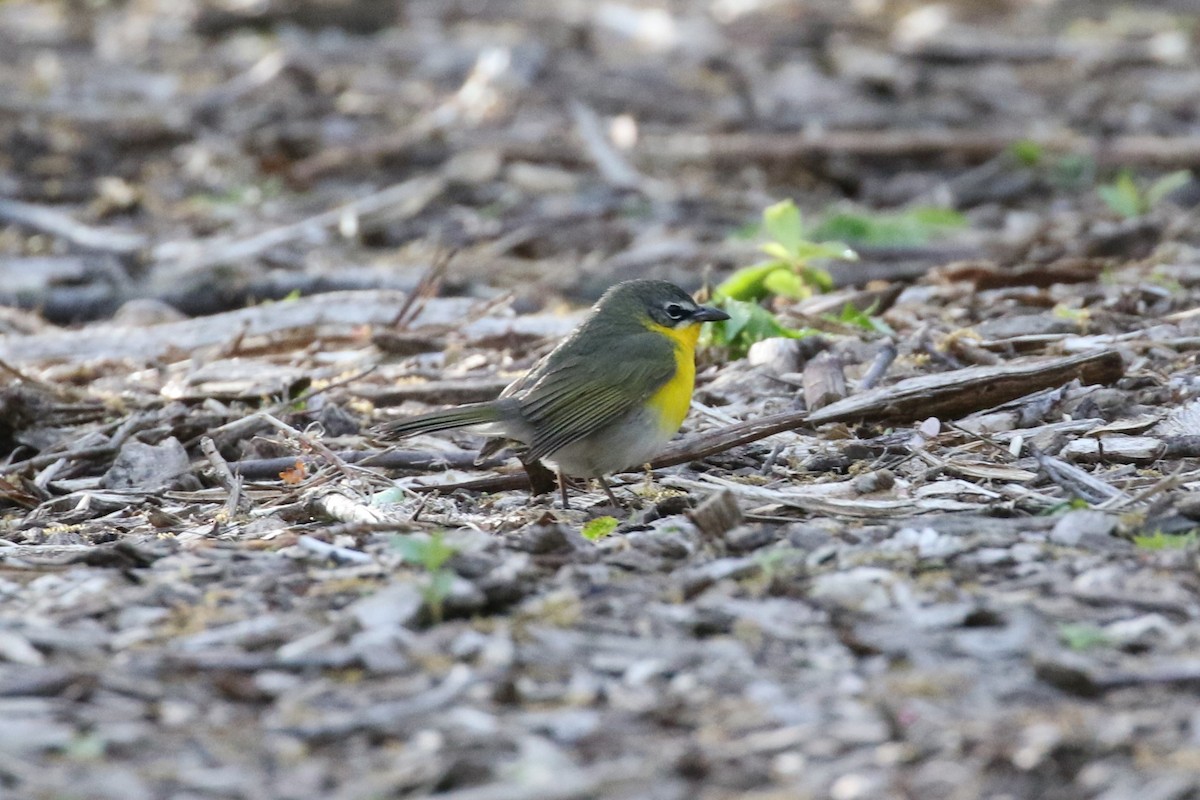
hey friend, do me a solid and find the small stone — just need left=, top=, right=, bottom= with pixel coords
left=690, top=489, right=742, bottom=540
left=449, top=629, right=490, bottom=660
left=881, top=527, right=962, bottom=559
left=1102, top=613, right=1179, bottom=649
left=477, top=554, right=535, bottom=609
left=0, top=717, right=75, bottom=753
left=113, top=298, right=185, bottom=326
left=348, top=628, right=410, bottom=674
left=678, top=556, right=759, bottom=599
left=100, top=437, right=190, bottom=491
left=725, top=525, right=776, bottom=553
left=1009, top=543, right=1043, bottom=563
left=785, top=523, right=834, bottom=551
left=853, top=469, right=895, bottom=494
left=1049, top=510, right=1117, bottom=547
left=628, top=525, right=695, bottom=559
left=253, top=670, right=303, bottom=698
left=0, top=630, right=44, bottom=666
left=747, top=337, right=804, bottom=373
left=443, top=148, right=503, bottom=185
left=514, top=524, right=587, bottom=554
left=972, top=547, right=1013, bottom=565
left=349, top=581, right=425, bottom=630
left=506, top=162, right=579, bottom=194
left=443, top=576, right=487, bottom=617
left=810, top=567, right=913, bottom=613
left=830, top=771, right=885, bottom=800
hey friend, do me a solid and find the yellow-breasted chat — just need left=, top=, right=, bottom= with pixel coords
left=376, top=279, right=729, bottom=507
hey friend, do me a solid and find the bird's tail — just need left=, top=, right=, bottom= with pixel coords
left=375, top=402, right=502, bottom=440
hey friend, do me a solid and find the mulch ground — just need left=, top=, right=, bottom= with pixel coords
left=4, top=1, right=1200, bottom=798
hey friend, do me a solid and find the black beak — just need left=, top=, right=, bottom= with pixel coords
left=690, top=305, right=730, bottom=323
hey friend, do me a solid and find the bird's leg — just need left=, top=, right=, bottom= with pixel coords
left=596, top=475, right=621, bottom=507
left=558, top=468, right=571, bottom=510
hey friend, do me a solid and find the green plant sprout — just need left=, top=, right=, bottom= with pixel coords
left=706, top=199, right=963, bottom=357
left=1132, top=530, right=1198, bottom=550
left=720, top=199, right=852, bottom=301
left=1008, top=139, right=1099, bottom=190
left=1058, top=622, right=1113, bottom=651
left=808, top=206, right=966, bottom=247
left=1010, top=139, right=1045, bottom=167
left=391, top=532, right=458, bottom=622
left=705, top=200, right=854, bottom=357
left=581, top=516, right=619, bottom=541
left=828, top=301, right=896, bottom=337
left=1098, top=169, right=1192, bottom=218
left=1051, top=304, right=1090, bottom=324
left=1039, top=498, right=1092, bottom=516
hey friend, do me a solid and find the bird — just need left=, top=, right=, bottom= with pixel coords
left=376, top=279, right=729, bottom=508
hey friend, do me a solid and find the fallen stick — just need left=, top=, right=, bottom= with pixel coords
left=637, top=130, right=1200, bottom=169
left=150, top=175, right=447, bottom=274
left=0, top=198, right=147, bottom=257
left=229, top=449, right=484, bottom=480
left=402, top=350, right=1124, bottom=495
left=569, top=100, right=643, bottom=191
left=805, top=350, right=1124, bottom=425
left=895, top=31, right=1182, bottom=66
left=0, top=290, right=466, bottom=364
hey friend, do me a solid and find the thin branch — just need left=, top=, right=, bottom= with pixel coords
left=637, top=129, right=1200, bottom=169
left=200, top=436, right=244, bottom=517
left=0, top=198, right=147, bottom=256
left=151, top=176, right=447, bottom=274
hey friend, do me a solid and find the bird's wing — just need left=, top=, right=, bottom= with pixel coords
left=517, top=333, right=677, bottom=464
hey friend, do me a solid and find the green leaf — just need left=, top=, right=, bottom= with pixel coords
left=737, top=302, right=794, bottom=342
left=757, top=241, right=794, bottom=261
left=762, top=267, right=812, bottom=299
left=717, top=296, right=753, bottom=340
left=762, top=199, right=804, bottom=253
left=833, top=303, right=871, bottom=328
left=1145, top=169, right=1193, bottom=208
left=792, top=240, right=858, bottom=263
left=391, top=532, right=457, bottom=571
left=808, top=207, right=963, bottom=247
left=704, top=298, right=815, bottom=358
left=427, top=570, right=455, bottom=598
left=1051, top=154, right=1093, bottom=189
left=423, top=569, right=455, bottom=623
left=729, top=220, right=763, bottom=241
left=830, top=302, right=895, bottom=336
left=1059, top=623, right=1112, bottom=651
left=715, top=261, right=782, bottom=301
left=372, top=487, right=410, bottom=506
left=907, top=207, right=968, bottom=229
left=1038, top=498, right=1091, bottom=516
left=1133, top=530, right=1199, bottom=550
left=1098, top=171, right=1144, bottom=218
left=799, top=264, right=835, bottom=292
left=582, top=516, right=619, bottom=541
left=1010, top=139, right=1044, bottom=166
left=62, top=732, right=107, bottom=760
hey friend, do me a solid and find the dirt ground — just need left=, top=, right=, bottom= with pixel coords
left=4, top=1, right=1200, bottom=798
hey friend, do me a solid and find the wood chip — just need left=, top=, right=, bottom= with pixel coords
left=1061, top=436, right=1167, bottom=465
left=807, top=351, right=1124, bottom=425
left=802, top=352, right=847, bottom=411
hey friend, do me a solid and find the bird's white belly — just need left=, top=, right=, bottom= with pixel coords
left=545, top=405, right=676, bottom=478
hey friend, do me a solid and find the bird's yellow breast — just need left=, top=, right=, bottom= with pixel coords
left=644, top=321, right=700, bottom=435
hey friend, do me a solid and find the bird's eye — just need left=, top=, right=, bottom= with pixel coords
left=664, top=303, right=687, bottom=321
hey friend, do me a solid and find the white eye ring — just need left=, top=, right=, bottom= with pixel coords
left=665, top=303, right=687, bottom=320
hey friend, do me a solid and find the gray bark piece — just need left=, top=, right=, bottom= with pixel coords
left=100, top=437, right=190, bottom=491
